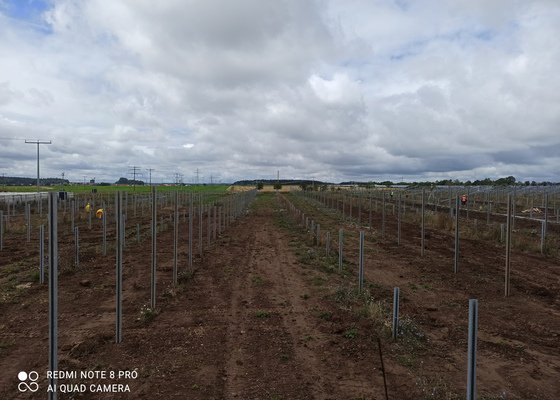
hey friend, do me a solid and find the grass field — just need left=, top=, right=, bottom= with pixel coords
left=0, top=184, right=230, bottom=194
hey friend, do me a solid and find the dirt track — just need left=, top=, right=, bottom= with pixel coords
left=0, top=192, right=559, bottom=399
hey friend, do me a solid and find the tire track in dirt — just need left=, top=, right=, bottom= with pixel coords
left=220, top=209, right=315, bottom=399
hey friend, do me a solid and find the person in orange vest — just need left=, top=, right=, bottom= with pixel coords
left=460, top=194, right=468, bottom=205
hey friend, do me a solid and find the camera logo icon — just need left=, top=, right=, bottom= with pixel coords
left=18, top=371, right=39, bottom=392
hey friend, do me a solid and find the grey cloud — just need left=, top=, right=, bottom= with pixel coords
left=0, top=0, right=559, bottom=182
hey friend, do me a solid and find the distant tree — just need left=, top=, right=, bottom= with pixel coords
left=273, top=183, right=282, bottom=190
left=299, top=182, right=309, bottom=191
left=257, top=182, right=264, bottom=190
left=495, top=176, right=516, bottom=186
left=116, top=177, right=129, bottom=184
left=381, top=180, right=393, bottom=187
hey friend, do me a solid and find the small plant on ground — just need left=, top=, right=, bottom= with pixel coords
left=343, top=327, right=358, bottom=339
left=318, top=311, right=333, bottom=320
left=138, top=304, right=158, bottom=323
left=177, top=268, right=196, bottom=284
left=255, top=310, right=271, bottom=319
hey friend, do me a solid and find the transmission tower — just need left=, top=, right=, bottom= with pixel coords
left=129, top=166, right=141, bottom=191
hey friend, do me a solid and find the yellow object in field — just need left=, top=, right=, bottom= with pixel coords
left=96, top=209, right=104, bottom=219
left=85, top=203, right=91, bottom=213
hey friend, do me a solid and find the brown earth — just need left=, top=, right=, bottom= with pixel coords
left=0, top=192, right=558, bottom=399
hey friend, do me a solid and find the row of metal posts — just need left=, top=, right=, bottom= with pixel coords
left=284, top=192, right=480, bottom=399
left=44, top=189, right=256, bottom=399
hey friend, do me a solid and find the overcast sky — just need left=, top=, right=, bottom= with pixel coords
left=1, top=0, right=559, bottom=183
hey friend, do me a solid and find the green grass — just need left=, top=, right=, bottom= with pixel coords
left=0, top=184, right=229, bottom=194
left=343, top=327, right=358, bottom=339
left=318, top=311, right=333, bottom=320
left=138, top=304, right=159, bottom=323
left=255, top=310, right=271, bottom=319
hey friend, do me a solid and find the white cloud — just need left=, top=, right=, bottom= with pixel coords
left=0, top=0, right=559, bottom=183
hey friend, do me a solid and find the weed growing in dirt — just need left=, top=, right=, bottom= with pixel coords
left=138, top=304, right=158, bottom=323
left=28, top=270, right=40, bottom=282
left=318, top=311, right=333, bottom=320
left=393, top=316, right=427, bottom=369
left=255, top=310, right=271, bottom=319
left=251, top=275, right=264, bottom=285
left=358, top=299, right=390, bottom=333
left=416, top=375, right=460, bottom=400
left=177, top=268, right=196, bottom=284
left=427, top=213, right=454, bottom=231
left=332, top=286, right=370, bottom=310
left=343, top=327, right=358, bottom=339
left=0, top=339, right=14, bottom=351
left=311, top=275, right=326, bottom=286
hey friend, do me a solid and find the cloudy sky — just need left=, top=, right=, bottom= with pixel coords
left=1, top=0, right=559, bottom=183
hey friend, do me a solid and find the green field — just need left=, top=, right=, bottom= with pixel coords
left=0, top=184, right=230, bottom=194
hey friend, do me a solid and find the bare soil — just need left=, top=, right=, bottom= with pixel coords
left=0, top=192, right=558, bottom=399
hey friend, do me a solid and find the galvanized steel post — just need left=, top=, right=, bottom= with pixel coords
left=392, top=287, right=400, bottom=340
left=338, top=228, right=343, bottom=272
left=151, top=186, right=157, bottom=309
left=39, top=224, right=45, bottom=284
left=421, top=189, right=425, bottom=257
left=466, top=299, right=478, bottom=400
left=199, top=195, right=203, bottom=256
left=173, top=191, right=179, bottom=285
left=358, top=231, right=364, bottom=292
left=505, top=195, right=512, bottom=297
left=102, top=204, right=107, bottom=256
left=189, top=195, right=193, bottom=268
left=115, top=192, right=123, bottom=343
left=397, top=194, right=401, bottom=246
left=26, top=202, right=31, bottom=242
left=454, top=196, right=460, bottom=274
left=48, top=192, right=58, bottom=400
left=382, top=192, right=386, bottom=238
left=74, top=226, right=79, bottom=267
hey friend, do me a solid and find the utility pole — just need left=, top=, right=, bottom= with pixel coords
left=129, top=166, right=141, bottom=191
left=210, top=174, right=213, bottom=185
left=25, top=139, right=52, bottom=192
left=173, top=172, right=183, bottom=185
left=146, top=168, right=154, bottom=186
left=195, top=168, right=200, bottom=185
